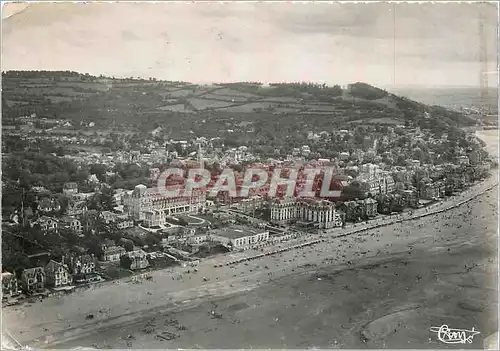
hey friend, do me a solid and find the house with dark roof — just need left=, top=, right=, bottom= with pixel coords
left=63, top=182, right=79, bottom=196
left=45, top=260, right=71, bottom=288
left=32, top=216, right=58, bottom=232
left=102, top=245, right=126, bottom=262
left=65, top=254, right=97, bottom=282
left=60, top=216, right=82, bottom=233
left=66, top=198, right=88, bottom=216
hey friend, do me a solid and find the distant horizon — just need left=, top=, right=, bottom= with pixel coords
left=2, top=69, right=496, bottom=91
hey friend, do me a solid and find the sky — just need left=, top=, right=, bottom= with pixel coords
left=1, top=2, right=498, bottom=88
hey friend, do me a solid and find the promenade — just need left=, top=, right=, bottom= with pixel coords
left=4, top=167, right=497, bottom=349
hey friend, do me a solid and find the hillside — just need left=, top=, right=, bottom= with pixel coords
left=2, top=71, right=477, bottom=138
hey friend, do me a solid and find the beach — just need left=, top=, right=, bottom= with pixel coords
left=3, top=130, right=498, bottom=349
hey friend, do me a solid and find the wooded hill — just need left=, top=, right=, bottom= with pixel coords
left=2, top=70, right=476, bottom=137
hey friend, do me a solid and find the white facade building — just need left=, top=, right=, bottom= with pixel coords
left=123, top=184, right=206, bottom=223
left=356, top=164, right=395, bottom=195
left=270, top=199, right=343, bottom=229
left=143, top=209, right=166, bottom=227
left=210, top=226, right=269, bottom=251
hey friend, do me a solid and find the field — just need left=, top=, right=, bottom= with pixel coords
left=216, top=101, right=277, bottom=113
left=350, top=117, right=402, bottom=125
left=3, top=73, right=479, bottom=132
left=187, top=98, right=235, bottom=110
left=174, top=214, right=207, bottom=226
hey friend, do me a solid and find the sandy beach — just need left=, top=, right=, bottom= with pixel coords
left=3, top=130, right=498, bottom=349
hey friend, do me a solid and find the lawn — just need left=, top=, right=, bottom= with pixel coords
left=175, top=214, right=206, bottom=225
left=216, top=101, right=276, bottom=113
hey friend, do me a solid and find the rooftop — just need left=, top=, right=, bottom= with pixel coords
left=104, top=246, right=125, bottom=254
left=211, top=226, right=267, bottom=239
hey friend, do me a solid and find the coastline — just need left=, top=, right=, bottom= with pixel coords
left=4, top=166, right=497, bottom=349
left=3, top=129, right=498, bottom=349
left=36, top=178, right=499, bottom=349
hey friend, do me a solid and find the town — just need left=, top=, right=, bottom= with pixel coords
left=1, top=76, right=495, bottom=302
left=3, top=1, right=500, bottom=348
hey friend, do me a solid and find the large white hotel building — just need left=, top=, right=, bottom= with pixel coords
left=270, top=198, right=343, bottom=229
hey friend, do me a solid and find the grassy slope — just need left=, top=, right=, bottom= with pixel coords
left=2, top=72, right=476, bottom=134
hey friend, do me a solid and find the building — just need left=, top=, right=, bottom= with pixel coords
left=270, top=199, right=343, bottom=229
left=59, top=216, right=82, bottom=233
left=37, top=197, right=62, bottom=213
left=47, top=261, right=72, bottom=287
left=143, top=209, right=165, bottom=227
left=296, top=200, right=343, bottom=229
left=210, top=226, right=270, bottom=251
left=101, top=211, right=134, bottom=229
left=270, top=198, right=297, bottom=222
left=1, top=272, right=19, bottom=299
left=338, top=201, right=363, bottom=222
left=126, top=249, right=150, bottom=270
left=116, top=215, right=134, bottom=229
left=357, top=198, right=378, bottom=218
left=355, top=166, right=395, bottom=196
left=420, top=181, right=445, bottom=200
left=66, top=254, right=97, bottom=280
left=33, top=216, right=58, bottom=232
left=100, top=211, right=116, bottom=224
left=123, top=184, right=206, bottom=222
left=45, top=260, right=71, bottom=288
left=457, top=155, right=470, bottom=166
left=234, top=196, right=265, bottom=213
left=435, top=181, right=446, bottom=198
left=401, top=189, right=419, bottom=208
left=340, top=152, right=350, bottom=160
left=63, top=182, right=79, bottom=196
left=187, top=233, right=208, bottom=245
left=20, top=267, right=46, bottom=294
left=66, top=198, right=88, bottom=216
left=102, top=245, right=126, bottom=261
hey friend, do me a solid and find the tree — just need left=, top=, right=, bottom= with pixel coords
left=87, top=194, right=103, bottom=211
left=100, top=186, right=115, bottom=211
left=120, top=255, right=132, bottom=269
left=177, top=217, right=189, bottom=226
left=123, top=240, right=134, bottom=252
left=412, top=147, right=425, bottom=163
left=89, top=164, right=107, bottom=182
left=145, top=233, right=161, bottom=247
left=86, top=236, right=103, bottom=258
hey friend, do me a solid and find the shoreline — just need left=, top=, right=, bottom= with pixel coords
left=39, top=181, right=499, bottom=349
left=4, top=129, right=498, bottom=349
left=6, top=168, right=497, bottom=349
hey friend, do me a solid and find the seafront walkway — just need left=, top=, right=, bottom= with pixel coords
left=207, top=171, right=498, bottom=267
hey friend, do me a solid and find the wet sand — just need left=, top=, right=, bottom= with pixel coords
left=3, top=130, right=498, bottom=349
